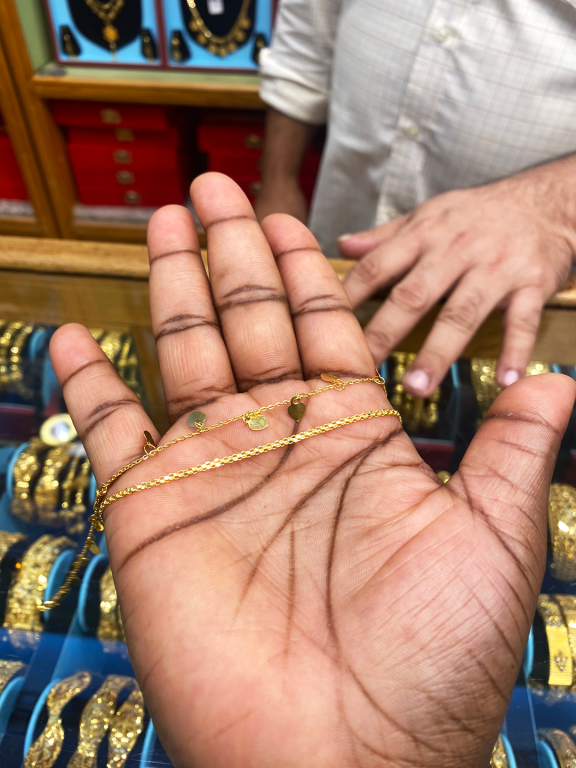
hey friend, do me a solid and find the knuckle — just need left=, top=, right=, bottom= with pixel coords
left=389, top=277, right=428, bottom=314
left=353, top=254, right=383, bottom=287
left=438, top=291, right=484, bottom=334
left=506, top=311, right=540, bottom=337
left=364, top=325, right=396, bottom=355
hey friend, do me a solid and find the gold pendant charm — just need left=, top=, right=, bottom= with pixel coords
left=188, top=411, right=207, bottom=430
left=143, top=431, right=157, bottom=455
left=244, top=412, right=268, bottom=431
left=287, top=397, right=306, bottom=422
left=321, top=372, right=346, bottom=389
left=102, top=24, right=119, bottom=43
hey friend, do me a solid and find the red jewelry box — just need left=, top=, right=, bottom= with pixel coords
left=51, top=101, right=172, bottom=131
left=0, top=133, right=28, bottom=200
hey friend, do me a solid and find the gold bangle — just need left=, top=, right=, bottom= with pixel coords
left=0, top=531, right=27, bottom=560
left=0, top=659, right=24, bottom=695
left=538, top=728, right=576, bottom=768
left=491, top=735, right=508, bottom=768
left=97, top=566, right=124, bottom=642
left=12, top=438, right=46, bottom=524
left=59, top=454, right=81, bottom=534
left=24, top=671, right=91, bottom=768
left=67, top=675, right=135, bottom=768
left=553, top=594, right=576, bottom=684
left=471, top=359, right=550, bottom=421
left=107, top=686, right=145, bottom=768
left=549, top=484, right=576, bottom=582
left=43, top=373, right=401, bottom=611
left=7, top=323, right=33, bottom=391
left=4, top=534, right=75, bottom=633
left=390, top=352, right=440, bottom=430
left=70, top=458, right=92, bottom=532
left=537, top=594, right=573, bottom=687
left=34, top=445, right=71, bottom=527
left=0, top=321, right=20, bottom=384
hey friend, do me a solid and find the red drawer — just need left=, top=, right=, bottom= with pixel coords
left=68, top=143, right=181, bottom=172
left=77, top=185, right=184, bottom=207
left=0, top=181, right=28, bottom=200
left=0, top=135, right=27, bottom=197
left=208, top=154, right=260, bottom=177
left=52, top=101, right=171, bottom=131
left=73, top=167, right=184, bottom=191
left=66, top=126, right=181, bottom=149
left=197, top=122, right=264, bottom=154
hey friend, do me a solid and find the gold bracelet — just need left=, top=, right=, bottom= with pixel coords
left=59, top=454, right=81, bottom=534
left=390, top=352, right=440, bottom=430
left=42, top=373, right=401, bottom=611
left=97, top=566, right=124, bottom=642
left=67, top=675, right=135, bottom=768
left=4, top=534, right=75, bottom=633
left=24, top=671, right=91, bottom=768
left=34, top=445, right=71, bottom=527
left=491, top=735, right=508, bottom=768
left=63, top=457, right=92, bottom=537
left=0, top=659, right=24, bottom=695
left=0, top=321, right=20, bottom=385
left=107, top=686, right=145, bottom=768
left=12, top=438, right=46, bottom=523
left=7, top=322, right=33, bottom=392
left=553, top=594, right=576, bottom=686
left=549, top=484, right=576, bottom=582
left=538, top=728, right=576, bottom=768
left=537, top=594, right=573, bottom=687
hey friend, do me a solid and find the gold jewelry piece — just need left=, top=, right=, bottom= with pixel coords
left=97, top=566, right=124, bottom=642
left=107, top=686, right=145, bottom=768
left=548, top=484, right=576, bottom=582
left=59, top=454, right=81, bottom=534
left=491, top=735, right=508, bottom=768
left=554, top=594, right=576, bottom=684
left=0, top=321, right=33, bottom=391
left=67, top=675, right=135, bottom=768
left=186, top=0, right=252, bottom=57
left=12, top=438, right=45, bottom=523
left=390, top=352, right=440, bottom=430
left=68, top=458, right=92, bottom=536
left=538, top=728, right=576, bottom=768
left=0, top=659, right=24, bottom=695
left=81, top=0, right=126, bottom=52
left=43, top=374, right=399, bottom=610
left=40, top=414, right=78, bottom=447
left=34, top=445, right=70, bottom=527
left=537, top=594, right=573, bottom=687
left=471, top=359, right=550, bottom=421
left=24, top=671, right=91, bottom=768
left=0, top=531, right=27, bottom=561
left=4, top=534, right=75, bottom=632
left=437, top=471, right=451, bottom=484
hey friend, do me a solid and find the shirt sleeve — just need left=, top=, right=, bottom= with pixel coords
left=259, top=0, right=342, bottom=125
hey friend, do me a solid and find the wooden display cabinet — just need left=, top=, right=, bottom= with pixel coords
left=0, top=0, right=263, bottom=244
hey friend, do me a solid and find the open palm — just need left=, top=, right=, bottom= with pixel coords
left=50, top=174, right=575, bottom=768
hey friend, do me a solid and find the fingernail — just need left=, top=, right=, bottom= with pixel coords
left=502, top=369, right=520, bottom=387
left=403, top=370, right=429, bottom=394
left=337, top=233, right=352, bottom=242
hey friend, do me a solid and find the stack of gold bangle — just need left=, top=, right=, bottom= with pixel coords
left=24, top=672, right=144, bottom=768
left=536, top=594, right=574, bottom=687
left=11, top=440, right=92, bottom=535
left=0, top=659, right=25, bottom=696
left=538, top=728, right=576, bottom=768
left=90, top=327, right=144, bottom=399
left=97, top=566, right=124, bottom=642
left=390, top=352, right=440, bottom=430
left=549, top=484, right=576, bottom=582
left=491, top=735, right=509, bottom=768
left=471, top=359, right=550, bottom=422
left=0, top=320, right=34, bottom=396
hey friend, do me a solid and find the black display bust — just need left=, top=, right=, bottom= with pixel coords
left=68, top=0, right=142, bottom=52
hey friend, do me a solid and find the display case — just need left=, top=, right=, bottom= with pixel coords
left=0, top=237, right=576, bottom=766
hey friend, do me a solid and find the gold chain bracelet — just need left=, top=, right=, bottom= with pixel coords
left=41, top=374, right=400, bottom=611
left=107, top=686, right=145, bottom=768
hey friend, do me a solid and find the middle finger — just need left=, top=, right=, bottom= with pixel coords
left=191, top=173, right=302, bottom=391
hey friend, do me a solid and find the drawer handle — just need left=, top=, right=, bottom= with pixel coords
left=115, top=128, right=134, bottom=142
left=100, top=109, right=121, bottom=125
left=244, top=134, right=262, bottom=149
left=113, top=149, right=133, bottom=164
left=124, top=190, right=141, bottom=205
left=249, top=181, right=262, bottom=195
left=116, top=170, right=135, bottom=185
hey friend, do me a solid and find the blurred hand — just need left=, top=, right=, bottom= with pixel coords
left=50, top=173, right=575, bottom=768
left=341, top=159, right=576, bottom=397
left=254, top=177, right=308, bottom=223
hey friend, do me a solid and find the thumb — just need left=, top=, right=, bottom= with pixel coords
left=337, top=215, right=408, bottom=259
left=449, top=373, right=575, bottom=586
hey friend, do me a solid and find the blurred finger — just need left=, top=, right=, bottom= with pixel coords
left=337, top=215, right=409, bottom=259
left=191, top=173, right=302, bottom=391
left=49, top=324, right=154, bottom=483
left=147, top=205, right=236, bottom=424
left=496, top=288, right=543, bottom=388
left=362, top=254, right=462, bottom=365
left=261, top=213, right=376, bottom=380
left=342, top=230, right=421, bottom=308
left=403, top=273, right=501, bottom=397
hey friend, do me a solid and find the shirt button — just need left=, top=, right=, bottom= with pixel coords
left=402, top=123, right=420, bottom=140
left=386, top=207, right=401, bottom=220
left=432, top=26, right=453, bottom=43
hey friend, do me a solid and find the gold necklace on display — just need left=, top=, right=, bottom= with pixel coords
left=82, top=0, right=126, bottom=53
left=186, top=0, right=252, bottom=57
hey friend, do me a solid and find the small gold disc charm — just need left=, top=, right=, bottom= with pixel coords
left=102, top=24, right=119, bottom=43
left=245, top=413, right=268, bottom=431
left=287, top=397, right=306, bottom=422
left=321, top=373, right=345, bottom=389
left=188, top=411, right=207, bottom=429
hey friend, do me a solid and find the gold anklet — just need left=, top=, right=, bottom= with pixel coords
left=41, top=373, right=400, bottom=611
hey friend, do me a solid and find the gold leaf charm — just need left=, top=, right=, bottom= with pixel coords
left=245, top=413, right=268, bottom=431
left=321, top=373, right=345, bottom=389
left=287, top=397, right=306, bottom=422
left=88, top=540, right=101, bottom=555
left=188, top=411, right=207, bottom=429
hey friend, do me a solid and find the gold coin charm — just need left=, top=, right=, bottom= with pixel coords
left=287, top=397, right=306, bottom=422
left=102, top=24, right=119, bottom=43
left=245, top=413, right=268, bottom=431
left=188, top=411, right=207, bottom=429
